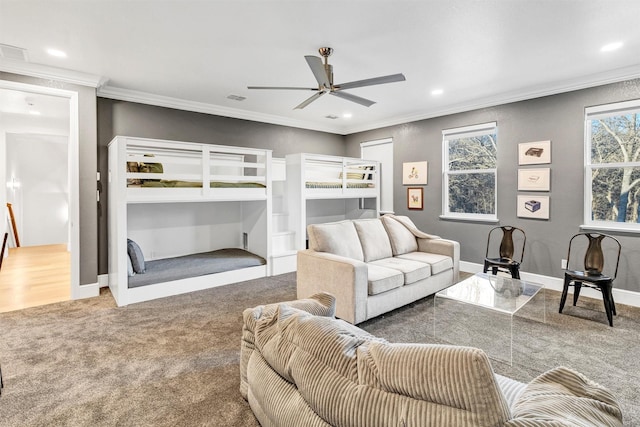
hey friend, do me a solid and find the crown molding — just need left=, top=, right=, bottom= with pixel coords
left=97, top=85, right=344, bottom=134
left=0, top=58, right=105, bottom=88
left=341, top=64, right=640, bottom=134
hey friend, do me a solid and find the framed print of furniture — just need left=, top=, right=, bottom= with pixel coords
left=402, top=161, right=428, bottom=185
left=518, top=141, right=551, bottom=165
left=518, top=168, right=550, bottom=191
left=407, top=187, right=423, bottom=210
left=517, top=195, right=549, bottom=219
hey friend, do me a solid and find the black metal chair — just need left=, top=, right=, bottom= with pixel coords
left=559, top=233, right=621, bottom=327
left=483, top=226, right=526, bottom=279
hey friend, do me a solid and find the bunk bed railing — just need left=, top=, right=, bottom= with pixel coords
left=117, top=137, right=271, bottom=201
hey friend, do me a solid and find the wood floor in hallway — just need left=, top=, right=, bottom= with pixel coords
left=0, top=244, right=70, bottom=313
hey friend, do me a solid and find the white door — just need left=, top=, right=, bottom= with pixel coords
left=361, top=138, right=394, bottom=214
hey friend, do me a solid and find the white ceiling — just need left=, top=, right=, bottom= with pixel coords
left=1, top=0, right=640, bottom=135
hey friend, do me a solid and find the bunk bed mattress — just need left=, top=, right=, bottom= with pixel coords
left=128, top=180, right=266, bottom=188
left=127, top=248, right=266, bottom=288
left=305, top=182, right=373, bottom=189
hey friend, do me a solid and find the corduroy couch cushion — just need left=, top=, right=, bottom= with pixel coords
left=242, top=295, right=624, bottom=427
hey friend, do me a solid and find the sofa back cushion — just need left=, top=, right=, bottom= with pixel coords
left=359, top=342, right=511, bottom=425
left=353, top=219, right=393, bottom=262
left=381, top=215, right=418, bottom=255
left=308, top=220, right=364, bottom=261
left=256, top=309, right=511, bottom=427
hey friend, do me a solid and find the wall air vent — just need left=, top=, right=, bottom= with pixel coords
left=325, top=115, right=339, bottom=120
left=227, top=94, right=246, bottom=101
left=0, top=44, right=29, bottom=61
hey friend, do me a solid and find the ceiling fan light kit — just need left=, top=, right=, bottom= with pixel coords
left=248, top=47, right=406, bottom=110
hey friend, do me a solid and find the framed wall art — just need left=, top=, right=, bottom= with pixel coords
left=518, top=168, right=550, bottom=191
left=402, top=161, right=428, bottom=185
left=518, top=140, right=551, bottom=165
left=517, top=195, right=550, bottom=219
left=407, top=187, right=423, bottom=210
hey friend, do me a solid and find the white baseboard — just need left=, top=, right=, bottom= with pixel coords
left=460, top=261, right=640, bottom=308
left=72, top=282, right=100, bottom=300
left=98, top=274, right=109, bottom=288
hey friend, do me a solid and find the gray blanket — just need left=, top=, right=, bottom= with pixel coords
left=128, top=248, right=266, bottom=288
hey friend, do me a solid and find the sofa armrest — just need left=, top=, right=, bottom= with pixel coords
left=297, top=250, right=369, bottom=324
left=418, top=238, right=460, bottom=281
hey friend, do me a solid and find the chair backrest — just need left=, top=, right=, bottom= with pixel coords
left=485, top=226, right=526, bottom=262
left=566, top=233, right=622, bottom=279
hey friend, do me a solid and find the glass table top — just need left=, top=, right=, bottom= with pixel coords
left=436, top=272, right=544, bottom=316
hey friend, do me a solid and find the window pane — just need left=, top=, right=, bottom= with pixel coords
left=590, top=113, right=640, bottom=164
left=591, top=166, right=640, bottom=223
left=448, top=134, right=497, bottom=171
left=448, top=173, right=495, bottom=214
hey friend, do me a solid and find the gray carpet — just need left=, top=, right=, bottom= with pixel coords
left=0, top=272, right=638, bottom=426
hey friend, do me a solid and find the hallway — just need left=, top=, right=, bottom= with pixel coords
left=0, top=244, right=70, bottom=312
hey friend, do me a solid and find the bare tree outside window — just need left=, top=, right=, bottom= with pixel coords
left=588, top=110, right=640, bottom=226
left=443, top=123, right=497, bottom=220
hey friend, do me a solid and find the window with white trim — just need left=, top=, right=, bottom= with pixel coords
left=442, top=122, right=498, bottom=221
left=585, top=99, right=640, bottom=231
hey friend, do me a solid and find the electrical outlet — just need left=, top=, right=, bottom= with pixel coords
left=561, top=259, right=567, bottom=269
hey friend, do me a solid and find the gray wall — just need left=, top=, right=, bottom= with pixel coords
left=345, top=79, right=640, bottom=293
left=96, top=98, right=346, bottom=273
left=0, top=72, right=98, bottom=286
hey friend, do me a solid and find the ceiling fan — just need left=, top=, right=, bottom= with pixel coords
left=248, top=47, right=406, bottom=110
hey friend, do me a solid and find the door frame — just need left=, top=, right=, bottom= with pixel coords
left=0, top=79, right=80, bottom=299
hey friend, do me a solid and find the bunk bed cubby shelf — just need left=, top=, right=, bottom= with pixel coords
left=285, top=153, right=381, bottom=253
left=108, top=136, right=273, bottom=306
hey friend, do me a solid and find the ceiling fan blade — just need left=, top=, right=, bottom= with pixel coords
left=330, top=91, right=376, bottom=107
left=335, top=73, right=406, bottom=90
left=247, top=86, right=318, bottom=91
left=305, top=55, right=330, bottom=88
left=294, top=91, right=327, bottom=109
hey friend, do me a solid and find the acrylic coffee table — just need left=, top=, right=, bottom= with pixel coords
left=434, top=272, right=545, bottom=365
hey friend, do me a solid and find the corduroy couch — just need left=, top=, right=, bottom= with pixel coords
left=297, top=214, right=459, bottom=324
left=240, top=293, right=623, bottom=427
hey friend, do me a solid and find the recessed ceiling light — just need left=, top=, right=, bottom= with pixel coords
left=343, top=113, right=352, bottom=119
left=601, top=41, right=623, bottom=52
left=46, top=48, right=67, bottom=58
left=29, top=110, right=41, bottom=116
left=227, top=94, right=246, bottom=101
left=431, top=88, right=444, bottom=96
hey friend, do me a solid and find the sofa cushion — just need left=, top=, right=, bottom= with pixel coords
left=369, top=257, right=431, bottom=285
left=508, top=366, right=623, bottom=427
left=366, top=264, right=404, bottom=295
left=353, top=218, right=393, bottom=262
left=307, top=221, right=364, bottom=261
left=396, top=252, right=453, bottom=275
left=381, top=215, right=418, bottom=255
left=357, top=342, right=512, bottom=426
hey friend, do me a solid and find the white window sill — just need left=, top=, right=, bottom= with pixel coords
left=580, top=223, right=640, bottom=235
left=440, top=215, right=499, bottom=223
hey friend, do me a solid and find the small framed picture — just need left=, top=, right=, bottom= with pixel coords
left=517, top=195, right=550, bottom=219
left=407, top=187, right=423, bottom=210
left=518, top=140, right=551, bottom=165
left=403, top=161, right=428, bottom=185
left=518, top=168, right=550, bottom=191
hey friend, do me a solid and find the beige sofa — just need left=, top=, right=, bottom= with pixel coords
left=240, top=293, right=623, bottom=427
left=297, top=214, right=459, bottom=324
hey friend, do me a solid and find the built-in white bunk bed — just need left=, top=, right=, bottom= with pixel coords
left=108, top=136, right=272, bottom=306
left=283, top=153, right=380, bottom=259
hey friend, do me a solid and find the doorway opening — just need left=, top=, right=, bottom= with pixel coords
left=0, top=80, right=79, bottom=312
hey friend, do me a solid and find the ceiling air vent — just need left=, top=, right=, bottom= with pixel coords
left=227, top=94, right=246, bottom=101
left=0, top=44, right=29, bottom=61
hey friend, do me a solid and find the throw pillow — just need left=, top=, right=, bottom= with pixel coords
left=127, top=238, right=145, bottom=273
left=126, top=253, right=135, bottom=277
